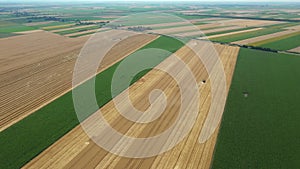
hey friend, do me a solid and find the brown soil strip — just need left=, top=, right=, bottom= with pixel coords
left=288, top=46, right=300, bottom=53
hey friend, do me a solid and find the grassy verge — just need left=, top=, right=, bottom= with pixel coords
left=211, top=28, right=283, bottom=43
left=211, top=48, right=300, bottom=169
left=0, top=35, right=184, bottom=169
left=250, top=32, right=300, bottom=51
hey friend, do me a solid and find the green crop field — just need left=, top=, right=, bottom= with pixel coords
left=205, top=27, right=255, bottom=36
left=42, top=23, right=76, bottom=31
left=252, top=33, right=300, bottom=51
left=32, top=21, right=72, bottom=29
left=262, top=22, right=299, bottom=29
left=0, top=21, right=37, bottom=33
left=0, top=32, right=19, bottom=38
left=210, top=28, right=284, bottom=43
left=211, top=48, right=300, bottom=169
left=0, top=35, right=184, bottom=169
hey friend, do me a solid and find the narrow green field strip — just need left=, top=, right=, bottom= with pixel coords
left=0, top=35, right=184, bottom=169
left=68, top=28, right=111, bottom=38
left=256, top=33, right=300, bottom=51
left=0, top=25, right=36, bottom=33
left=32, top=21, right=72, bottom=29
left=42, top=23, right=76, bottom=31
left=249, top=31, right=300, bottom=46
left=152, top=23, right=191, bottom=30
left=0, top=21, right=37, bottom=33
left=56, top=25, right=101, bottom=35
left=68, top=31, right=97, bottom=38
left=200, top=25, right=234, bottom=31
left=211, top=28, right=284, bottom=43
left=263, top=22, right=299, bottom=29
left=173, top=27, right=250, bottom=39
left=0, top=32, right=19, bottom=38
left=211, top=48, right=300, bottom=169
left=193, top=22, right=210, bottom=25
left=169, top=28, right=202, bottom=36
left=205, top=27, right=255, bottom=36
left=173, top=13, right=210, bottom=20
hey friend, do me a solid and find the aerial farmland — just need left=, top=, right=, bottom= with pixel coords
left=0, top=1, right=299, bottom=169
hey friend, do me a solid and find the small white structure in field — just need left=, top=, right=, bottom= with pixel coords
left=243, top=91, right=249, bottom=98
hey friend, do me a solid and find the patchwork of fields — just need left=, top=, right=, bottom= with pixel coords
left=23, top=41, right=239, bottom=169
left=0, top=35, right=183, bottom=169
left=0, top=30, right=157, bottom=131
left=1, top=2, right=300, bottom=169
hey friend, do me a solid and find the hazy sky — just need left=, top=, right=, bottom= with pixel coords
left=0, top=0, right=300, bottom=2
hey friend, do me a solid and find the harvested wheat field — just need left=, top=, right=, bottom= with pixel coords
left=232, top=29, right=299, bottom=45
left=0, top=30, right=157, bottom=131
left=24, top=40, right=239, bottom=169
left=288, top=46, right=300, bottom=53
left=284, top=24, right=300, bottom=30
left=197, top=23, right=224, bottom=29
left=64, top=29, right=98, bottom=37
left=216, top=19, right=283, bottom=27
left=175, top=26, right=240, bottom=37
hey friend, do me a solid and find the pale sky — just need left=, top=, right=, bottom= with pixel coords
left=0, top=0, right=300, bottom=2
